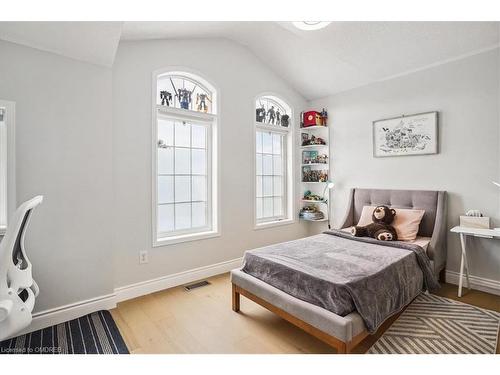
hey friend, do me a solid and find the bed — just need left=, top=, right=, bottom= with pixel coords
left=230, top=188, right=447, bottom=353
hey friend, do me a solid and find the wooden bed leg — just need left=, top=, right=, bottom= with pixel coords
left=337, top=342, right=347, bottom=354
left=439, top=268, right=446, bottom=283
left=232, top=284, right=240, bottom=312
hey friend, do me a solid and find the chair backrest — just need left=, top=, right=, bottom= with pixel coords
left=0, top=196, right=43, bottom=296
left=0, top=196, right=43, bottom=340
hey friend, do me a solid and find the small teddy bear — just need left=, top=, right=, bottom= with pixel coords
left=350, top=205, right=398, bottom=241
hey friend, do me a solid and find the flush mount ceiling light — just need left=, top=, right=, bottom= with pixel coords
left=292, top=21, right=331, bottom=31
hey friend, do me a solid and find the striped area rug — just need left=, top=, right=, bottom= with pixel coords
left=0, top=310, right=128, bottom=354
left=368, top=293, right=500, bottom=354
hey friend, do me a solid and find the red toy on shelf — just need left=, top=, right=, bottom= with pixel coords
left=301, top=109, right=328, bottom=127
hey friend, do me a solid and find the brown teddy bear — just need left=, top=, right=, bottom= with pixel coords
left=350, top=205, right=398, bottom=241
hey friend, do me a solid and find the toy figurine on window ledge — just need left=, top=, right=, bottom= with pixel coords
left=276, top=109, right=281, bottom=125
left=267, top=106, right=276, bottom=124
left=160, top=91, right=172, bottom=106
left=256, top=104, right=266, bottom=122
left=281, top=113, right=290, bottom=127
left=170, top=77, right=193, bottom=110
left=196, top=93, right=212, bottom=113
left=178, top=88, right=192, bottom=110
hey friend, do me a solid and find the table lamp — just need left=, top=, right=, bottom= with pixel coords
left=322, top=181, right=335, bottom=229
left=322, top=181, right=335, bottom=201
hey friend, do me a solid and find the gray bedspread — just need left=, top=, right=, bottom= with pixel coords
left=241, top=229, right=439, bottom=333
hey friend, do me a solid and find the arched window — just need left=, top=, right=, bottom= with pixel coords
left=255, top=96, right=291, bottom=127
left=255, top=95, right=293, bottom=226
left=157, top=73, right=216, bottom=114
left=153, top=71, right=219, bottom=245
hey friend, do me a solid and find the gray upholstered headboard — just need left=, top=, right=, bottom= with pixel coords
left=339, top=188, right=447, bottom=276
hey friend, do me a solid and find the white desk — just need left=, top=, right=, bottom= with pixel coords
left=450, top=226, right=500, bottom=297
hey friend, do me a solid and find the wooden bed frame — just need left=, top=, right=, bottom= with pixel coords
left=230, top=188, right=447, bottom=354
left=232, top=283, right=369, bottom=353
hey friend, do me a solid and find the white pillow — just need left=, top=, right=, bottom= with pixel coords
left=357, top=205, right=425, bottom=241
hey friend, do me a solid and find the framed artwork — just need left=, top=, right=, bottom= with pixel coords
left=373, top=111, right=438, bottom=157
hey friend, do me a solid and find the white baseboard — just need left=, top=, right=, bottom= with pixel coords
left=14, top=257, right=243, bottom=337
left=114, top=257, right=243, bottom=302
left=445, top=270, right=500, bottom=296
left=10, top=293, right=117, bottom=339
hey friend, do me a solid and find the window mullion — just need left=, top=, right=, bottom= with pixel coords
left=173, top=121, right=177, bottom=230
left=190, top=121, right=193, bottom=229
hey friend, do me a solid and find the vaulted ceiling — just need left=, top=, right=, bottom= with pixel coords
left=1, top=21, right=498, bottom=100
left=0, top=22, right=123, bottom=67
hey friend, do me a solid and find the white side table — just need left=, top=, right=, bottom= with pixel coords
left=450, top=226, right=500, bottom=297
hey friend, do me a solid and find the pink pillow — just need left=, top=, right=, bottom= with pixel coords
left=357, top=205, right=425, bottom=241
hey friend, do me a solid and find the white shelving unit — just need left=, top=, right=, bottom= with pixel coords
left=298, top=113, right=331, bottom=225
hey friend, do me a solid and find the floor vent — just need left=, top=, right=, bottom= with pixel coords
left=184, top=280, right=211, bottom=291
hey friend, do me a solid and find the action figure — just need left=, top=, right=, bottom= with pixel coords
left=281, top=114, right=290, bottom=127
left=276, top=109, right=281, bottom=125
left=320, top=108, right=328, bottom=126
left=196, top=93, right=212, bottom=113
left=256, top=104, right=266, bottom=122
left=160, top=91, right=172, bottom=106
left=178, top=88, right=192, bottom=110
left=170, top=77, right=194, bottom=110
left=267, top=106, right=276, bottom=124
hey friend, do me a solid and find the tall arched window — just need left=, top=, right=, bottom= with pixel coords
left=255, top=95, right=293, bottom=227
left=153, top=71, right=219, bottom=245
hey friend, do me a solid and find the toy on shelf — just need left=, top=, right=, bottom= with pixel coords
left=256, top=104, right=266, bottom=122
left=160, top=91, right=172, bottom=106
left=299, top=205, right=325, bottom=221
left=301, top=134, right=327, bottom=146
left=302, top=167, right=328, bottom=182
left=281, top=113, right=290, bottom=127
left=300, top=109, right=328, bottom=128
left=302, top=150, right=328, bottom=164
left=320, top=108, right=328, bottom=125
left=303, top=190, right=324, bottom=202
left=196, top=93, right=211, bottom=113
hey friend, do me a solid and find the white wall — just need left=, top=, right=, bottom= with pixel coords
left=112, top=39, right=308, bottom=288
left=310, top=49, right=500, bottom=283
left=0, top=40, right=114, bottom=312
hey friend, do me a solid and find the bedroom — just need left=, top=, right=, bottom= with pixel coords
left=0, top=0, right=499, bottom=370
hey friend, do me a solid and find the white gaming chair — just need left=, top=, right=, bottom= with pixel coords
left=0, top=196, right=43, bottom=341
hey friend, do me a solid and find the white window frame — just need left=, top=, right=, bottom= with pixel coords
left=152, top=69, right=220, bottom=246
left=254, top=94, right=295, bottom=230
left=0, top=100, right=16, bottom=235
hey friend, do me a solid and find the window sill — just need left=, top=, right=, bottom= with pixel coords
left=154, top=230, right=220, bottom=247
left=254, top=218, right=295, bottom=231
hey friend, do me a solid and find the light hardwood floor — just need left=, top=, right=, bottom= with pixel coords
left=111, top=273, right=500, bottom=354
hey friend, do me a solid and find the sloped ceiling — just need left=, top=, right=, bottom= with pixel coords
left=122, top=21, right=500, bottom=100
left=0, top=22, right=123, bottom=67
left=0, top=21, right=498, bottom=99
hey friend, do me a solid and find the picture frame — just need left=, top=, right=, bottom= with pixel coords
left=373, top=111, right=438, bottom=157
